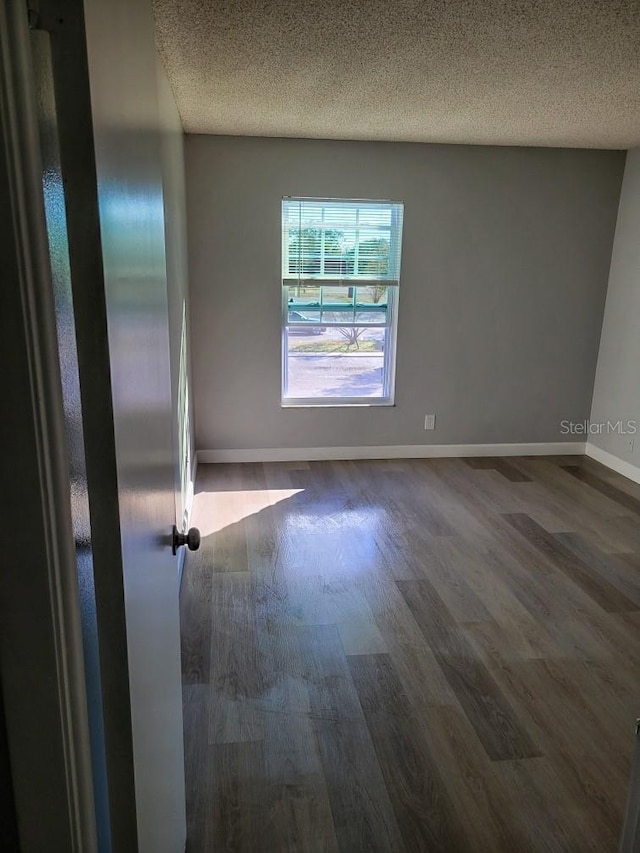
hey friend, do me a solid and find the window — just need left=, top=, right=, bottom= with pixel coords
left=281, top=197, right=404, bottom=406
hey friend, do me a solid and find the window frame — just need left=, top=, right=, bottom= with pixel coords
left=280, top=197, right=403, bottom=408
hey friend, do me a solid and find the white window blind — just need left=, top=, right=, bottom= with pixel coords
left=282, top=198, right=404, bottom=287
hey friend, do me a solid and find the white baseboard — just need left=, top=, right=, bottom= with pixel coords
left=585, top=442, right=640, bottom=485
left=197, top=442, right=586, bottom=464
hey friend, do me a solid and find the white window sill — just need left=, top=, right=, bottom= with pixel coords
left=281, top=399, right=395, bottom=408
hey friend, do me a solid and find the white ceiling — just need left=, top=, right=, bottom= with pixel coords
left=153, top=0, right=640, bottom=148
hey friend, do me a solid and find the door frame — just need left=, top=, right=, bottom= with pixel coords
left=37, top=1, right=140, bottom=844
left=0, top=1, right=98, bottom=849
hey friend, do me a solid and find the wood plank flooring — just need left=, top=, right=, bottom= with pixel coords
left=181, top=455, right=640, bottom=851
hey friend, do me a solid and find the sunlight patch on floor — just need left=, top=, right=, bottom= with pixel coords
left=193, top=488, right=304, bottom=536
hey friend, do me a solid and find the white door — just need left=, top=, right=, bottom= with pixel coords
left=83, top=0, right=187, bottom=849
left=38, top=0, right=187, bottom=849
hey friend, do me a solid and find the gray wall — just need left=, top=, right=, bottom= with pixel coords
left=590, top=148, right=640, bottom=464
left=186, top=135, right=624, bottom=452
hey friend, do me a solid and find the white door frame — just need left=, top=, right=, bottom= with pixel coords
left=0, top=2, right=97, bottom=849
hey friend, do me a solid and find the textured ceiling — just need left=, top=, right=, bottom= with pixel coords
left=153, top=0, right=640, bottom=148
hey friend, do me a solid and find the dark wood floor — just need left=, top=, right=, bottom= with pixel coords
left=181, top=455, right=640, bottom=851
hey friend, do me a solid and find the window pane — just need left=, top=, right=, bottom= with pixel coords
left=323, top=206, right=357, bottom=228
left=321, top=285, right=354, bottom=305
left=287, top=228, right=321, bottom=275
left=354, top=309, right=387, bottom=324
left=283, top=199, right=403, bottom=284
left=319, top=285, right=354, bottom=323
left=287, top=286, right=388, bottom=324
left=282, top=199, right=402, bottom=405
left=288, top=309, right=322, bottom=325
left=323, top=229, right=352, bottom=276
left=286, top=284, right=321, bottom=308
left=355, top=286, right=388, bottom=323
left=357, top=285, right=388, bottom=305
left=356, top=233, right=390, bottom=277
left=285, top=327, right=386, bottom=400
left=357, top=206, right=392, bottom=227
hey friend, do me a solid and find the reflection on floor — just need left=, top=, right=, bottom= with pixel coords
left=181, top=455, right=640, bottom=851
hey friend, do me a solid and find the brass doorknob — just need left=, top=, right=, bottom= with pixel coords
left=172, top=525, right=201, bottom=555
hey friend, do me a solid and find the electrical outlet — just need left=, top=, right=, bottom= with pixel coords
left=424, top=414, right=436, bottom=430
